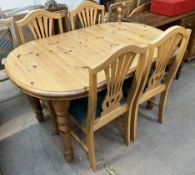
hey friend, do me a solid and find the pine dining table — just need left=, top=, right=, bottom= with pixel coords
left=5, top=22, right=162, bottom=163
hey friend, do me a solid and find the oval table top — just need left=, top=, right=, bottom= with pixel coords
left=5, top=22, right=162, bottom=100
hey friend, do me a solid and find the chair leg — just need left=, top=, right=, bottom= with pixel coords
left=146, top=96, right=156, bottom=110
left=27, top=95, right=44, bottom=122
left=48, top=101, right=59, bottom=134
left=124, top=111, right=131, bottom=145
left=131, top=103, right=139, bottom=142
left=175, top=61, right=183, bottom=80
left=87, top=132, right=97, bottom=171
left=158, top=90, right=168, bottom=124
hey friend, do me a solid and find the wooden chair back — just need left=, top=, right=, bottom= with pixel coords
left=113, top=0, right=145, bottom=7
left=86, top=45, right=148, bottom=130
left=16, top=9, right=63, bottom=44
left=138, top=26, right=191, bottom=103
left=128, top=1, right=150, bottom=17
left=0, top=17, right=18, bottom=48
left=136, top=0, right=150, bottom=6
left=0, top=17, right=18, bottom=81
left=107, top=0, right=136, bottom=22
left=69, top=1, right=105, bottom=31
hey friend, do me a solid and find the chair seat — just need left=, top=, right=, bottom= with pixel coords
left=69, top=78, right=133, bottom=125
left=69, top=95, right=101, bottom=125
left=123, top=77, right=133, bottom=98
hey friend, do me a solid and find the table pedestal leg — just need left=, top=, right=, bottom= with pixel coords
left=48, top=101, right=59, bottom=134
left=27, top=95, right=44, bottom=122
left=51, top=100, right=74, bottom=162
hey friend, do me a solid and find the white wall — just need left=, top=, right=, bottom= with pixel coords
left=0, top=0, right=99, bottom=10
left=0, top=0, right=35, bottom=10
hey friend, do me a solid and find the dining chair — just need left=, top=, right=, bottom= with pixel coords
left=0, top=17, right=18, bottom=82
left=16, top=9, right=63, bottom=44
left=130, top=26, right=191, bottom=142
left=68, top=44, right=149, bottom=171
left=69, top=1, right=105, bottom=31
left=107, top=0, right=136, bottom=22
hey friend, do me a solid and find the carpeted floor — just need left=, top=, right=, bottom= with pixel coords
left=0, top=60, right=195, bottom=175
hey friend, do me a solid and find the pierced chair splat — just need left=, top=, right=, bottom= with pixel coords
left=16, top=9, right=63, bottom=44
left=69, top=1, right=105, bottom=31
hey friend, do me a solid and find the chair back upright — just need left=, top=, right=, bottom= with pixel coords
left=69, top=1, right=105, bottom=31
left=16, top=9, right=63, bottom=44
left=86, top=45, right=148, bottom=130
left=138, top=26, right=191, bottom=103
left=0, top=17, right=18, bottom=81
left=0, top=17, right=18, bottom=48
left=128, top=1, right=150, bottom=17
left=107, top=0, right=136, bottom=22
left=136, top=0, right=150, bottom=6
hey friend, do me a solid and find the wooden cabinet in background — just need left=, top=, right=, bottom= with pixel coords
left=180, top=15, right=195, bottom=62
left=123, top=7, right=195, bottom=62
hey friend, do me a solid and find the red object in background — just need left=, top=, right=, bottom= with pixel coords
left=150, top=0, right=195, bottom=16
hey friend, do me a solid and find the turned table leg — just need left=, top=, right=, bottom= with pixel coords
left=48, top=101, right=59, bottom=134
left=51, top=100, right=74, bottom=162
left=27, top=95, right=44, bottom=122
